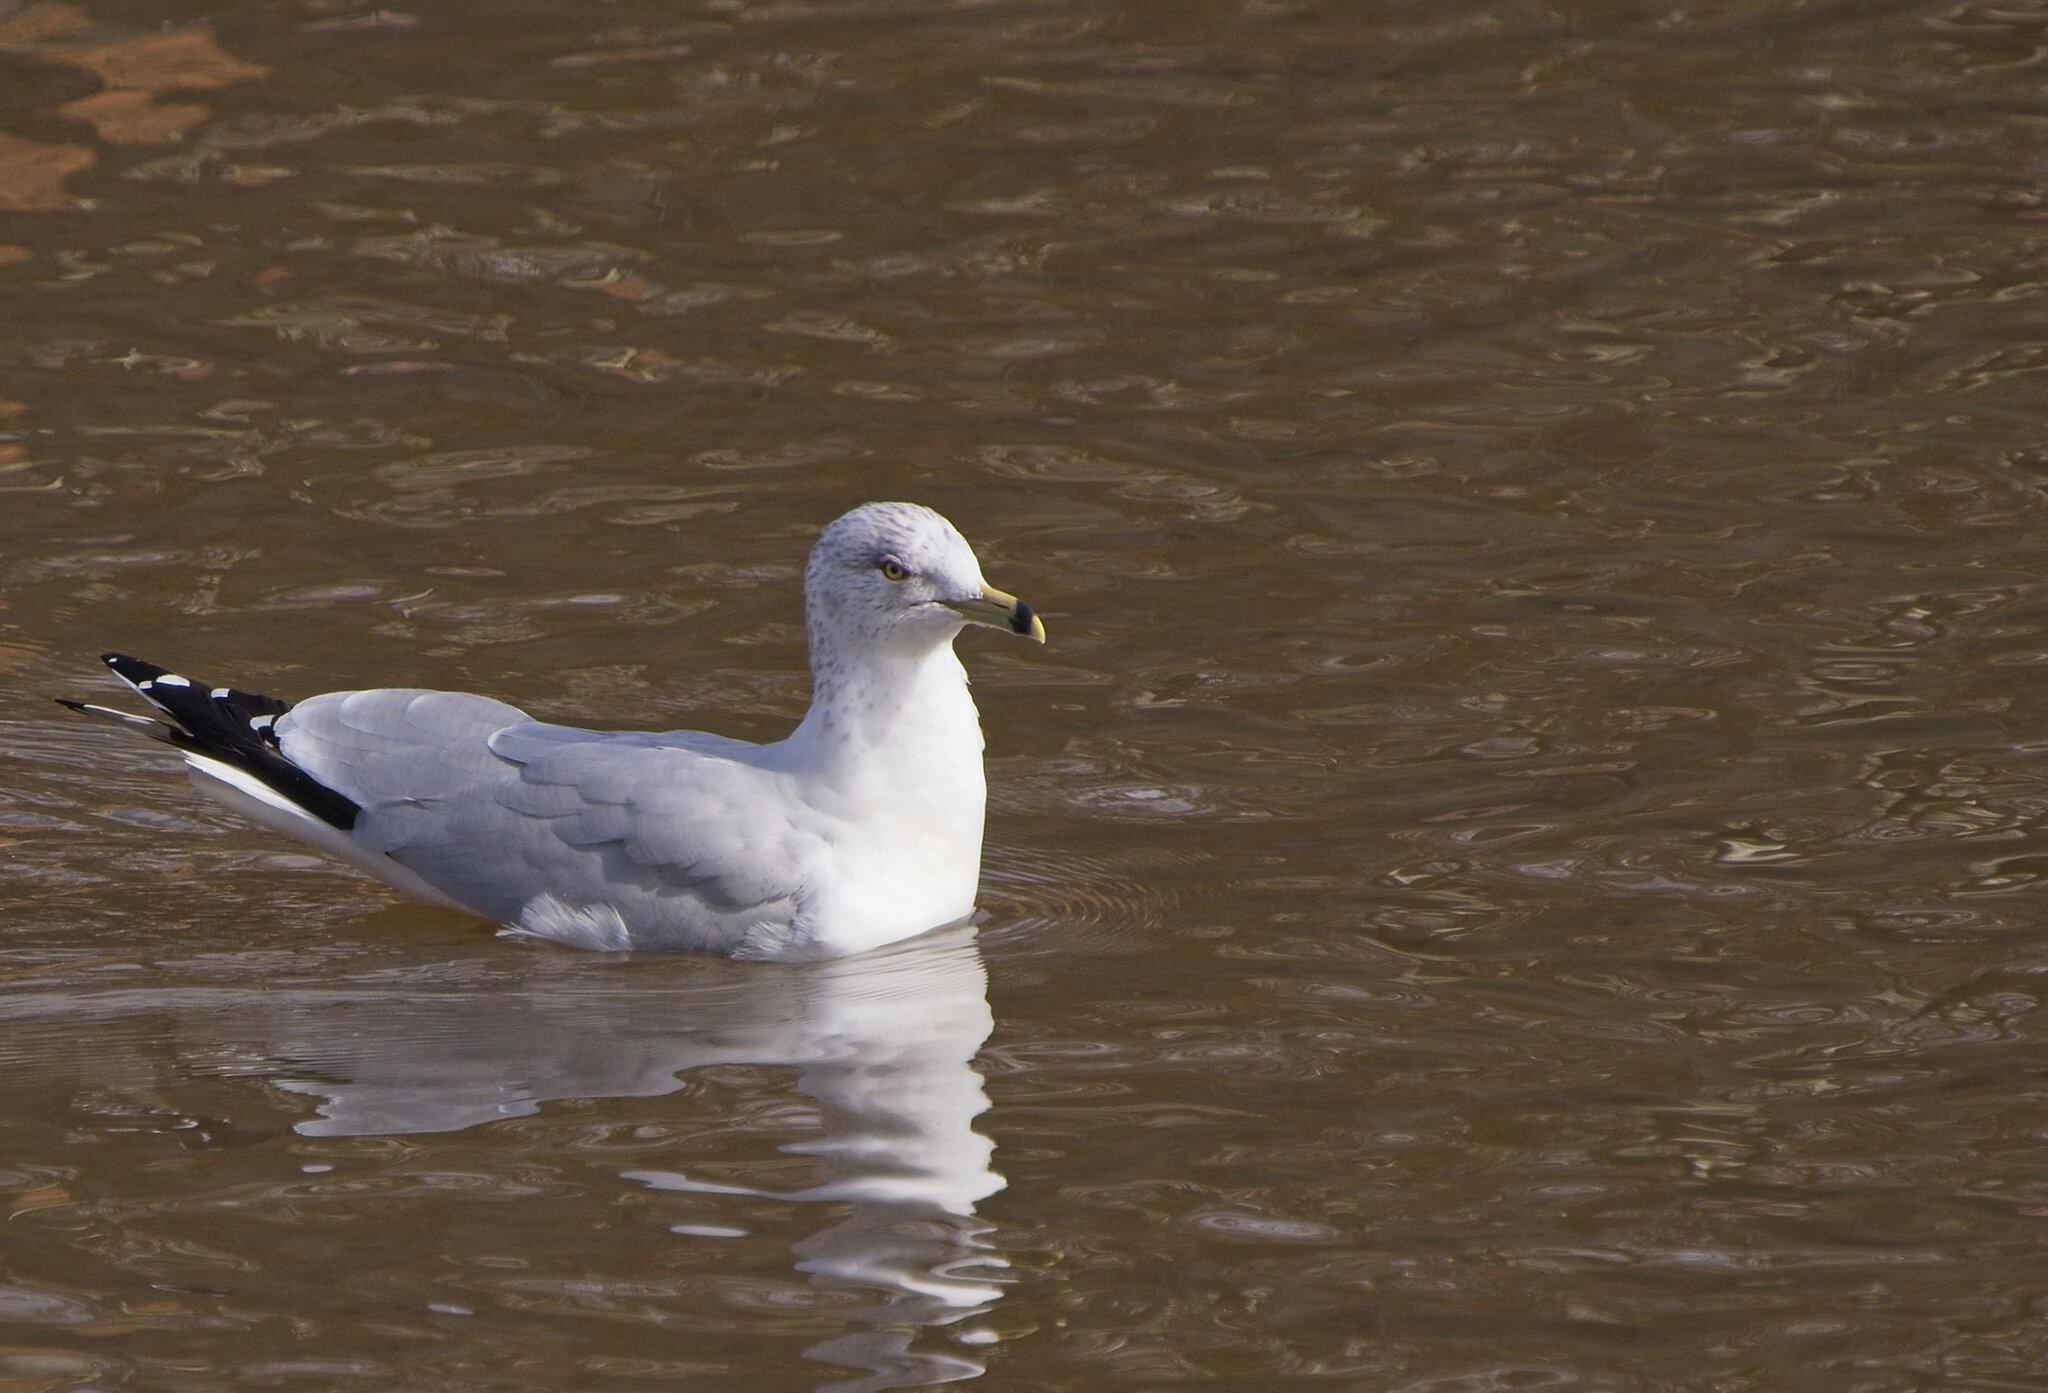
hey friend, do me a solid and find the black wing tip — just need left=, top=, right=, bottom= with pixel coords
left=77, top=653, right=361, bottom=832
left=102, top=653, right=185, bottom=686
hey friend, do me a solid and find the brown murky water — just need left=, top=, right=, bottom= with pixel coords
left=4, top=0, right=2048, bottom=1387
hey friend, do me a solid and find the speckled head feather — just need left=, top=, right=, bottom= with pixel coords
left=804, top=502, right=990, bottom=658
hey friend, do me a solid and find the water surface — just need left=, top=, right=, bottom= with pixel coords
left=5, top=1, right=2048, bottom=1388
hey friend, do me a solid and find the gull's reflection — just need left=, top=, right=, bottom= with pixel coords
left=267, top=923, right=1006, bottom=1392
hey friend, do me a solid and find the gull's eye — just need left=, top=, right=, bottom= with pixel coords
left=878, top=558, right=909, bottom=582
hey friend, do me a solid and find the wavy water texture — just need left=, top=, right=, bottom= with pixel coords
left=5, top=1, right=2048, bottom=1389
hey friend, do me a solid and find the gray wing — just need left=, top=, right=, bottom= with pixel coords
left=277, top=689, right=823, bottom=949
left=274, top=688, right=531, bottom=806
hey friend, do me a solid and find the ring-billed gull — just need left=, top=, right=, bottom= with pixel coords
left=59, top=502, right=1046, bottom=960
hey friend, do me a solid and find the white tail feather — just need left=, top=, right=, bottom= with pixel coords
left=182, top=754, right=473, bottom=914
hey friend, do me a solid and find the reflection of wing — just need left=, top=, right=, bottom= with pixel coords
left=265, top=922, right=1012, bottom=1345
left=262, top=926, right=992, bottom=1121
left=0, top=924, right=1010, bottom=1386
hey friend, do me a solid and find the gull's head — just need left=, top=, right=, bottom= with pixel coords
left=805, top=502, right=1045, bottom=653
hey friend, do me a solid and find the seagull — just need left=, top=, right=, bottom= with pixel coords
left=59, top=502, right=1046, bottom=960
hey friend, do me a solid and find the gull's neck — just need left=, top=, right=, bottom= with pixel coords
left=782, top=627, right=985, bottom=799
